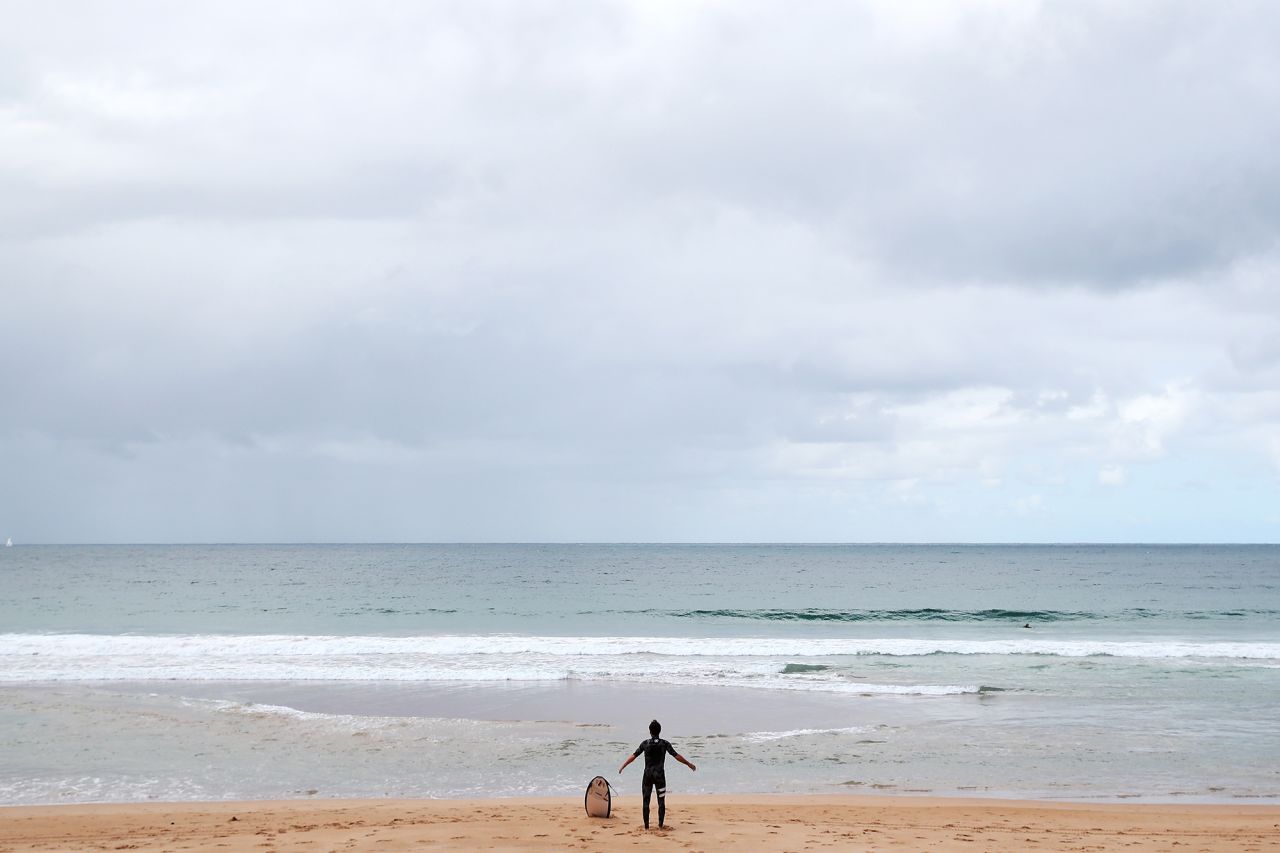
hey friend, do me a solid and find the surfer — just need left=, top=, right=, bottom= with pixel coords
left=618, top=719, right=696, bottom=830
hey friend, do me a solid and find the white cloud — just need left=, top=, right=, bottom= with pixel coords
left=1098, top=465, right=1127, bottom=487
left=1113, top=384, right=1196, bottom=459
left=1067, top=392, right=1109, bottom=422
left=1014, top=494, right=1044, bottom=516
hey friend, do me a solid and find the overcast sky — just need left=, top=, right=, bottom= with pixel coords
left=2, top=1, right=1279, bottom=543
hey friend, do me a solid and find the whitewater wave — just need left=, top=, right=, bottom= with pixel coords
left=3, top=633, right=1275, bottom=659
left=740, top=725, right=872, bottom=741
left=0, top=634, right=1275, bottom=689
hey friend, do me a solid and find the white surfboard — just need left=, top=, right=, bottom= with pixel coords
left=584, top=775, right=611, bottom=818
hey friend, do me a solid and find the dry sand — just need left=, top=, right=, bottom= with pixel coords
left=2, top=794, right=1277, bottom=852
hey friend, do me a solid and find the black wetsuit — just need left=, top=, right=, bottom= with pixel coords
left=633, top=737, right=676, bottom=828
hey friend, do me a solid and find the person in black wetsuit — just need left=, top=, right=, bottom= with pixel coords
left=617, top=719, right=696, bottom=829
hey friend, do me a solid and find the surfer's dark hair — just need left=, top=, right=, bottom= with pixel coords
left=649, top=719, right=661, bottom=737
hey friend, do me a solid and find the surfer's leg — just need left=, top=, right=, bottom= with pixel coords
left=641, top=776, right=653, bottom=829
left=656, top=773, right=666, bottom=827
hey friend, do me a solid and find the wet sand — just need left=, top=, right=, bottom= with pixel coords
left=2, top=794, right=1277, bottom=852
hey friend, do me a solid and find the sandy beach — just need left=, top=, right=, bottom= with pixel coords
left=2, top=795, right=1277, bottom=852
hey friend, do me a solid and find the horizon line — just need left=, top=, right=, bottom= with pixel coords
left=4, top=541, right=1278, bottom=547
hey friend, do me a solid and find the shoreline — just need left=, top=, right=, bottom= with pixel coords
left=2, top=794, right=1277, bottom=852
left=4, top=681, right=1279, bottom=806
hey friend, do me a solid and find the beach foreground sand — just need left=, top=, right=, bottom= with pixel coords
left=2, top=795, right=1277, bottom=852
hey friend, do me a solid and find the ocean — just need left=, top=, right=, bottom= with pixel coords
left=1, top=543, right=1277, bottom=805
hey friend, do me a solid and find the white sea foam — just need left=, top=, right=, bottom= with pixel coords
left=3, top=633, right=1278, bottom=659
left=1, top=633, right=1276, bottom=690
left=704, top=678, right=981, bottom=696
left=740, top=725, right=872, bottom=741
left=0, top=776, right=213, bottom=805
left=201, top=699, right=454, bottom=733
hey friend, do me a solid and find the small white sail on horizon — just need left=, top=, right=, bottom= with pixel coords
left=4, top=537, right=10, bottom=547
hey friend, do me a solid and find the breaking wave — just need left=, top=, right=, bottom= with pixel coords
left=653, top=608, right=1280, bottom=623
left=1, top=633, right=1277, bottom=689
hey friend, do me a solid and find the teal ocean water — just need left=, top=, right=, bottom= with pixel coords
left=1, top=544, right=1277, bottom=804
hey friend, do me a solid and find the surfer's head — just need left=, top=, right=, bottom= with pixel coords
left=649, top=719, right=661, bottom=737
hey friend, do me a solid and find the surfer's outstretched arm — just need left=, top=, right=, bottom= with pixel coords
left=618, top=753, right=637, bottom=774
left=675, top=753, right=696, bottom=772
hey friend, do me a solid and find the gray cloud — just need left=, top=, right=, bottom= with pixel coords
left=2, top=1, right=1279, bottom=542
left=8, top=2, right=1280, bottom=280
